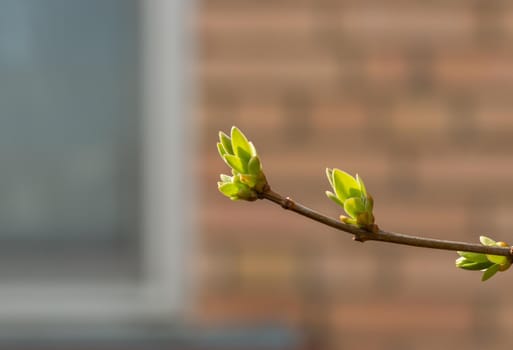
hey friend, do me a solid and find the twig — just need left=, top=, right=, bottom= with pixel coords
left=260, top=189, right=513, bottom=257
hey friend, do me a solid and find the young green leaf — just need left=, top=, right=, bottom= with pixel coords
left=340, top=215, right=357, bottom=225
left=459, top=262, right=494, bottom=271
left=248, top=156, right=261, bottom=175
left=364, top=195, right=373, bottom=212
left=239, top=174, right=257, bottom=188
left=217, top=143, right=228, bottom=157
left=343, top=197, right=366, bottom=218
left=218, top=182, right=240, bottom=197
left=236, top=147, right=252, bottom=164
left=482, top=264, right=500, bottom=281
left=480, top=236, right=496, bottom=246
left=333, top=169, right=361, bottom=201
left=249, top=142, right=258, bottom=157
left=325, top=191, right=343, bottom=207
left=220, top=174, right=232, bottom=183
left=456, top=257, right=493, bottom=271
left=326, top=168, right=334, bottom=188
left=223, top=154, right=247, bottom=174
left=219, top=131, right=234, bottom=155
left=457, top=251, right=489, bottom=263
left=486, top=254, right=508, bottom=265
left=356, top=174, right=367, bottom=197
left=231, top=126, right=252, bottom=162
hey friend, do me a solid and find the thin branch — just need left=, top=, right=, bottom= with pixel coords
left=261, top=189, right=513, bottom=257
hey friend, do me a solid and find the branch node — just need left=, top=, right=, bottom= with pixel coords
left=282, top=197, right=295, bottom=210
left=353, top=235, right=365, bottom=243
left=257, top=184, right=272, bottom=200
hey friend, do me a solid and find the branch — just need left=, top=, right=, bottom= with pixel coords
left=261, top=189, right=513, bottom=257
left=217, top=126, right=512, bottom=280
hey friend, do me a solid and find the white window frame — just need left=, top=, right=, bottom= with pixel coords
left=0, top=0, right=195, bottom=326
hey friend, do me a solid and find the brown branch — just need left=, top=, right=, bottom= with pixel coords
left=260, top=189, right=513, bottom=257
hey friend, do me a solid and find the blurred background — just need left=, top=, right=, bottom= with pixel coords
left=2, top=0, right=513, bottom=349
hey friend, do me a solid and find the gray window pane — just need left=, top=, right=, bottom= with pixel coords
left=0, top=0, right=140, bottom=257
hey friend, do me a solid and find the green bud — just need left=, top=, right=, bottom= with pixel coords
left=217, top=127, right=268, bottom=201
left=325, top=168, right=376, bottom=231
left=456, top=237, right=511, bottom=281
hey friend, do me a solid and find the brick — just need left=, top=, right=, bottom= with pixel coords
left=491, top=206, right=513, bottom=239
left=475, top=100, right=513, bottom=131
left=194, top=293, right=304, bottom=325
left=201, top=32, right=319, bottom=61
left=496, top=304, right=513, bottom=336
left=201, top=0, right=312, bottom=12
left=315, top=252, right=380, bottom=295
left=389, top=97, right=451, bottom=135
left=199, top=201, right=342, bottom=246
left=199, top=57, right=341, bottom=87
left=236, top=249, right=301, bottom=290
left=311, top=100, right=368, bottom=131
left=395, top=253, right=482, bottom=299
left=263, top=150, right=390, bottom=183
left=336, top=337, right=475, bottom=350
left=198, top=8, right=315, bottom=36
left=433, top=52, right=513, bottom=88
left=417, top=154, right=513, bottom=189
left=329, top=301, right=472, bottom=334
left=331, top=6, right=475, bottom=46
left=236, top=103, right=284, bottom=131
left=363, top=52, right=411, bottom=86
left=501, top=11, right=513, bottom=38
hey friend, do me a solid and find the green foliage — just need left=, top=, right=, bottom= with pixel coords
left=456, top=236, right=511, bottom=281
left=217, top=126, right=268, bottom=201
left=325, top=168, right=376, bottom=231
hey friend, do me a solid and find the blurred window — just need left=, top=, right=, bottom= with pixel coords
left=0, top=0, right=140, bottom=279
left=0, top=0, right=190, bottom=328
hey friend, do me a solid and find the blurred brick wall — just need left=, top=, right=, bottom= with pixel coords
left=195, top=1, right=513, bottom=349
